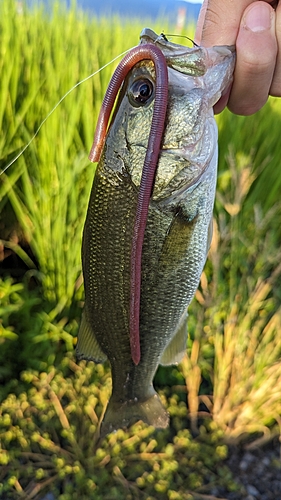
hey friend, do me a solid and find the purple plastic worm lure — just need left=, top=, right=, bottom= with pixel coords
left=89, top=43, right=169, bottom=365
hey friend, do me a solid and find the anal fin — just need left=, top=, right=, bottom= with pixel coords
left=160, top=312, right=188, bottom=366
left=159, top=209, right=199, bottom=273
left=76, top=309, right=107, bottom=363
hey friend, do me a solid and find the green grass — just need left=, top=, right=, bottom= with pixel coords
left=0, top=356, right=237, bottom=500
left=0, top=1, right=167, bottom=311
left=217, top=99, right=281, bottom=212
left=1, top=1, right=281, bottom=498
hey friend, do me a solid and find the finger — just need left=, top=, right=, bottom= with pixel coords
left=228, top=2, right=277, bottom=115
left=270, top=1, right=281, bottom=96
left=195, top=0, right=254, bottom=46
left=213, top=86, right=231, bottom=115
left=194, top=0, right=208, bottom=45
left=195, top=0, right=256, bottom=114
left=195, top=0, right=277, bottom=45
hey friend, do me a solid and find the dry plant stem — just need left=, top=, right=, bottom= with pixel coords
left=84, top=404, right=99, bottom=425
left=181, top=350, right=201, bottom=433
left=47, top=387, right=70, bottom=430
left=25, top=474, right=59, bottom=499
left=245, top=428, right=280, bottom=450
left=191, top=494, right=228, bottom=500
left=213, top=271, right=281, bottom=442
left=34, top=435, right=71, bottom=457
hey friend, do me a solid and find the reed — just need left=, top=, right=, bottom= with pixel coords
left=0, top=1, right=165, bottom=311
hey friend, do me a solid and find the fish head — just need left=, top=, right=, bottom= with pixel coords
left=105, top=28, right=235, bottom=201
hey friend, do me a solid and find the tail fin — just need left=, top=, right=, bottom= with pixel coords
left=100, top=393, right=169, bottom=438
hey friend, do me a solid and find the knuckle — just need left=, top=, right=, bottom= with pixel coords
left=228, top=99, right=266, bottom=116
left=239, top=44, right=275, bottom=69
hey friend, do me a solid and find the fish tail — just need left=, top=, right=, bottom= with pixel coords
left=100, top=393, right=169, bottom=438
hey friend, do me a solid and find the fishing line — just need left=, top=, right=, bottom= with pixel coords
left=162, top=33, right=199, bottom=47
left=0, top=48, right=131, bottom=176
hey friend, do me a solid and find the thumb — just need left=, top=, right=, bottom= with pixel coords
left=228, top=2, right=277, bottom=114
left=195, top=0, right=253, bottom=46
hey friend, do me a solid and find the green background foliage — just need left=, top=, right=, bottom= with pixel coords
left=1, top=1, right=281, bottom=498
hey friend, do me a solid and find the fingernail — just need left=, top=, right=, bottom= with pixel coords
left=244, top=3, right=272, bottom=32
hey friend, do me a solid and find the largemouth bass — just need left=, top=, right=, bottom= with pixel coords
left=77, top=28, right=235, bottom=437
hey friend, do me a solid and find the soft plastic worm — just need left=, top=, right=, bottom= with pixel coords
left=89, top=43, right=169, bottom=365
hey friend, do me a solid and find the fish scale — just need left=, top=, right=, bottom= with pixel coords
left=83, top=164, right=136, bottom=337
left=77, top=28, right=235, bottom=437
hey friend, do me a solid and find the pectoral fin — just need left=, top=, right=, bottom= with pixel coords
left=159, top=208, right=198, bottom=273
left=76, top=310, right=107, bottom=363
left=207, top=217, right=213, bottom=252
left=160, top=312, right=188, bottom=365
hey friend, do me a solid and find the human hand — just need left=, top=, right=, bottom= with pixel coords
left=195, top=0, right=281, bottom=115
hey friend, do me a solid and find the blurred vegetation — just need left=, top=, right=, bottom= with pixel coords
left=1, top=0, right=281, bottom=498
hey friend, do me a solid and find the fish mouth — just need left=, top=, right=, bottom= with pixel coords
left=140, top=28, right=235, bottom=79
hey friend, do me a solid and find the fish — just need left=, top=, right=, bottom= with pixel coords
left=76, top=28, right=235, bottom=438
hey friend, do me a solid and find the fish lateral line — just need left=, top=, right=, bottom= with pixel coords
left=0, top=49, right=130, bottom=177
left=89, top=43, right=169, bottom=366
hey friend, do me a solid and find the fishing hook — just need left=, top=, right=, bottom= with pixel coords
left=160, top=32, right=199, bottom=47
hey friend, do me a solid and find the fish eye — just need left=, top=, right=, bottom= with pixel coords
left=128, top=78, right=154, bottom=107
